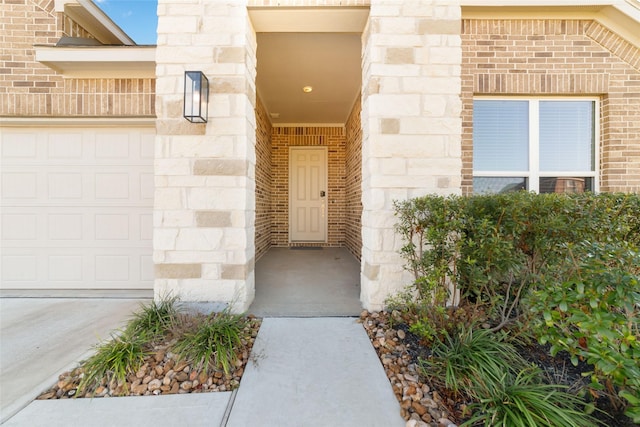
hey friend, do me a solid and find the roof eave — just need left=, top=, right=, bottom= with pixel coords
left=54, top=0, right=136, bottom=45
left=35, top=46, right=156, bottom=78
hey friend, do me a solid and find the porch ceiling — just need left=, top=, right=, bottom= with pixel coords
left=255, top=32, right=362, bottom=126
left=251, top=7, right=368, bottom=126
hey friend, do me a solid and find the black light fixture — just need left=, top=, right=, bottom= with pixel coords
left=183, top=71, right=209, bottom=123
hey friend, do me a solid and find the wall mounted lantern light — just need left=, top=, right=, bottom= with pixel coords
left=183, top=71, right=209, bottom=123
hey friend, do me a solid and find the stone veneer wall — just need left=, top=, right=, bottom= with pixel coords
left=270, top=126, right=346, bottom=247
left=255, top=97, right=272, bottom=261
left=461, top=19, right=640, bottom=194
left=154, top=0, right=257, bottom=312
left=1, top=0, right=154, bottom=117
left=345, top=95, right=363, bottom=260
left=360, top=1, right=462, bottom=310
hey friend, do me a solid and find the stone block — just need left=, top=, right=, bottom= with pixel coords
left=166, top=176, right=208, bottom=187
left=402, top=117, right=460, bottom=135
left=221, top=263, right=248, bottom=280
left=195, top=211, right=232, bottom=227
left=187, top=188, right=246, bottom=210
left=430, top=46, right=462, bottom=65
left=164, top=251, right=226, bottom=263
left=421, top=95, right=447, bottom=117
left=211, top=78, right=245, bottom=94
left=155, top=263, right=201, bottom=279
left=363, top=262, right=380, bottom=281
left=381, top=158, right=407, bottom=175
left=154, top=229, right=178, bottom=250
left=418, top=19, right=460, bottom=35
left=155, top=158, right=191, bottom=175
left=380, top=118, right=400, bottom=134
left=193, top=158, right=247, bottom=176
left=175, top=228, right=224, bottom=250
left=214, top=47, right=245, bottom=63
left=157, top=16, right=198, bottom=34
left=370, top=63, right=421, bottom=78
left=370, top=135, right=445, bottom=158
left=385, top=47, right=414, bottom=64
left=154, top=188, right=183, bottom=209
left=168, top=135, right=229, bottom=158
left=154, top=211, right=193, bottom=227
left=223, top=228, right=248, bottom=250
left=369, top=94, right=421, bottom=116
left=201, top=263, right=221, bottom=279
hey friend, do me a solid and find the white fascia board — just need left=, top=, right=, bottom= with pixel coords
left=54, top=0, right=136, bottom=45
left=248, top=7, right=369, bottom=32
left=35, top=46, right=156, bottom=78
left=461, top=0, right=616, bottom=5
left=0, top=117, right=156, bottom=128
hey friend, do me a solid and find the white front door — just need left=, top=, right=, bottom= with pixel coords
left=289, top=147, right=327, bottom=242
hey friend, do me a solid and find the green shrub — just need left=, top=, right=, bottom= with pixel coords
left=461, top=368, right=597, bottom=427
left=420, top=327, right=597, bottom=427
left=125, top=296, right=179, bottom=342
left=419, top=327, right=526, bottom=396
left=527, top=241, right=640, bottom=422
left=78, top=332, right=149, bottom=395
left=393, top=192, right=640, bottom=331
left=394, top=192, right=640, bottom=421
left=174, top=309, right=247, bottom=375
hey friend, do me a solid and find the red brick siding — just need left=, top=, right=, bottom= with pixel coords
left=345, top=96, right=363, bottom=260
left=1, top=0, right=154, bottom=117
left=255, top=97, right=273, bottom=261
left=462, top=19, right=640, bottom=194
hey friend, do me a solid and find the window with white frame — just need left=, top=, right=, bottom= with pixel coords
left=472, top=98, right=598, bottom=194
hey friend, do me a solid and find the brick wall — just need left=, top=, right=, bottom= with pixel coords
left=1, top=0, right=154, bottom=117
left=255, top=97, right=272, bottom=261
left=345, top=95, right=362, bottom=260
left=461, top=19, right=640, bottom=194
left=271, top=126, right=346, bottom=247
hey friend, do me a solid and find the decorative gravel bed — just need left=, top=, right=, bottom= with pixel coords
left=360, top=310, right=460, bottom=427
left=36, top=315, right=261, bottom=400
left=360, top=309, right=637, bottom=427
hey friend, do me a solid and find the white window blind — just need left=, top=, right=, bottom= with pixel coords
left=473, top=100, right=529, bottom=172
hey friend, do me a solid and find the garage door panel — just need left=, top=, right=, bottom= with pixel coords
left=2, top=207, right=151, bottom=248
left=2, top=167, right=152, bottom=207
left=1, top=126, right=154, bottom=290
left=1, top=247, right=153, bottom=289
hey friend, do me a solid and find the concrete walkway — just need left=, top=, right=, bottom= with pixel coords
left=250, top=247, right=363, bottom=317
left=1, top=301, right=404, bottom=427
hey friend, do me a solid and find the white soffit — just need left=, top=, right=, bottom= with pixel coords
left=35, top=46, right=156, bottom=78
left=248, top=7, right=369, bottom=32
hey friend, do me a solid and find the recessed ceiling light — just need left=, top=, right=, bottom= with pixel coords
left=303, top=86, right=313, bottom=93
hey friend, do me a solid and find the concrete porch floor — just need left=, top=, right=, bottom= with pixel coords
left=248, top=247, right=362, bottom=317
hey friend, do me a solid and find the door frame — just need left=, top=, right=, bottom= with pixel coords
left=288, top=146, right=328, bottom=243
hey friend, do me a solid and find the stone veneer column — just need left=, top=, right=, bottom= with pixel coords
left=360, top=1, right=462, bottom=310
left=154, top=0, right=257, bottom=312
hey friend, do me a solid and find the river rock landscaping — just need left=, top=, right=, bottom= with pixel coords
left=36, top=304, right=261, bottom=400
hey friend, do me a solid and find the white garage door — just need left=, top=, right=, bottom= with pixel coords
left=1, top=126, right=154, bottom=290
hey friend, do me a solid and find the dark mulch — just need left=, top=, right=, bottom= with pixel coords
left=396, top=323, right=636, bottom=427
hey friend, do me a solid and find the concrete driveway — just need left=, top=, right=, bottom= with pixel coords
left=0, top=296, right=147, bottom=424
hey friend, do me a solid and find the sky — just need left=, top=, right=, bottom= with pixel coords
left=95, top=0, right=158, bottom=45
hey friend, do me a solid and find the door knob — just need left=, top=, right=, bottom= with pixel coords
left=320, top=191, right=326, bottom=197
